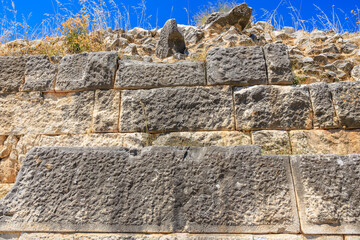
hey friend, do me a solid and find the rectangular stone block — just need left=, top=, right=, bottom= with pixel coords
left=120, top=86, right=234, bottom=132
left=291, top=154, right=360, bottom=234
left=92, top=90, right=120, bottom=132
left=115, top=60, right=205, bottom=88
left=56, top=52, right=118, bottom=91
left=206, top=46, right=267, bottom=86
left=330, top=81, right=360, bottom=128
left=0, top=56, right=25, bottom=93
left=252, top=130, right=291, bottom=155
left=0, top=91, right=94, bottom=135
left=0, top=234, right=18, bottom=240
left=22, top=55, right=57, bottom=91
left=290, top=130, right=360, bottom=155
left=263, top=43, right=293, bottom=84
left=234, top=85, right=312, bottom=130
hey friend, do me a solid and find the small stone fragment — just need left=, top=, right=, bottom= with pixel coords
left=351, top=64, right=360, bottom=81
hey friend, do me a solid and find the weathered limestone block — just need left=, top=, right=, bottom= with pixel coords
left=290, top=130, right=360, bottom=155
left=329, top=81, right=360, bottom=128
left=152, top=131, right=251, bottom=146
left=291, top=154, right=360, bottom=234
left=0, top=91, right=94, bottom=135
left=263, top=43, right=293, bottom=84
left=120, top=86, right=234, bottom=132
left=308, top=83, right=339, bottom=128
left=115, top=61, right=205, bottom=88
left=234, top=85, right=312, bottom=130
left=0, top=146, right=299, bottom=233
left=0, top=56, right=25, bottom=93
left=206, top=46, right=267, bottom=86
left=22, top=55, right=57, bottom=91
left=346, top=237, right=360, bottom=240
left=56, top=52, right=118, bottom=91
left=252, top=130, right=291, bottom=155
left=0, top=184, right=13, bottom=199
left=0, top=234, right=18, bottom=240
left=92, top=90, right=120, bottom=132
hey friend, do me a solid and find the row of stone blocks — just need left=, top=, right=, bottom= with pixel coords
left=0, top=146, right=360, bottom=235
left=0, top=44, right=292, bottom=93
left=0, top=81, right=358, bottom=135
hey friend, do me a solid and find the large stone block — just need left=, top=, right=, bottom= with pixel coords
left=252, top=130, right=291, bottom=155
left=263, top=43, right=293, bottom=84
left=56, top=52, right=118, bottom=91
left=0, top=146, right=299, bottom=233
left=234, top=85, right=312, bottom=130
left=291, top=154, right=360, bottom=234
left=0, top=56, right=25, bottom=93
left=0, top=91, right=94, bottom=135
left=290, top=130, right=360, bottom=155
left=92, top=90, right=120, bottom=132
left=22, top=55, right=57, bottom=91
left=120, top=86, right=234, bottom=132
left=115, top=61, right=205, bottom=88
left=329, top=81, right=360, bottom=128
left=206, top=46, right=267, bottom=86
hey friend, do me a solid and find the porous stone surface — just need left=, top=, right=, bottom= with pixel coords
left=0, top=184, right=13, bottom=199
left=155, top=19, right=185, bottom=59
left=206, top=46, right=267, bottom=86
left=263, top=43, right=293, bottom=84
left=291, top=154, right=360, bottom=234
left=152, top=131, right=251, bottom=147
left=290, top=130, right=360, bottom=155
left=0, top=234, right=18, bottom=240
left=0, top=56, right=25, bottom=93
left=92, top=90, right=120, bottom=132
left=0, top=91, right=94, bottom=135
left=120, top=86, right=234, bottom=132
left=56, top=51, right=118, bottom=91
left=329, top=81, right=360, bottom=128
left=234, top=85, right=312, bottom=130
left=309, top=83, right=339, bottom=128
left=0, top=146, right=299, bottom=233
left=22, top=55, right=57, bottom=91
left=252, top=130, right=291, bottom=155
left=115, top=60, right=205, bottom=88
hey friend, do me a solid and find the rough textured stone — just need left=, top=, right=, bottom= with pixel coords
left=206, top=46, right=267, bottom=86
left=290, top=130, right=360, bottom=155
left=22, top=55, right=57, bottom=91
left=309, top=83, right=339, bottom=128
left=0, top=56, right=25, bottom=93
left=329, top=81, right=360, bottom=128
left=92, top=90, right=120, bottom=132
left=0, top=136, right=18, bottom=183
left=263, top=43, right=293, bottom=84
left=0, top=234, right=18, bottom=240
left=0, top=146, right=298, bottom=233
left=0, top=91, right=94, bottom=135
left=152, top=131, right=251, bottom=147
left=291, top=154, right=360, bottom=234
left=234, top=85, right=312, bottom=130
left=351, top=64, right=360, bottom=81
left=0, top=184, right=13, bottom=199
left=56, top=52, right=118, bottom=91
left=120, top=86, right=234, bottom=132
left=115, top=61, right=205, bottom=88
left=203, top=3, right=252, bottom=31
left=252, top=130, right=291, bottom=155
left=155, top=19, right=185, bottom=59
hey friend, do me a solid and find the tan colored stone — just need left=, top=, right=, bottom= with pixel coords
left=0, top=136, right=19, bottom=183
left=152, top=131, right=251, bottom=147
left=0, top=136, right=17, bottom=158
left=345, top=237, right=360, bottom=240
left=0, top=183, right=13, bottom=199
left=92, top=90, right=120, bottom=132
left=290, top=130, right=360, bottom=155
left=252, top=130, right=291, bottom=155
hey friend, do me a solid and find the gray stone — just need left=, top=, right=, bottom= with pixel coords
left=56, top=52, right=118, bottom=91
left=0, top=146, right=299, bottom=233
left=291, top=154, right=360, bottom=234
left=206, top=46, right=267, bottom=86
left=342, top=42, right=357, bottom=54
left=351, top=64, right=360, bottom=81
left=203, top=3, right=252, bottom=31
left=0, top=56, right=25, bottom=93
left=263, top=43, right=293, bottom=84
left=155, top=19, right=186, bottom=59
left=22, top=55, right=57, bottom=91
left=115, top=61, right=205, bottom=88
left=92, top=90, right=120, bottom=132
left=308, top=83, right=339, bottom=128
left=333, top=60, right=353, bottom=74
left=0, top=234, right=18, bottom=240
left=234, top=85, right=312, bottom=130
left=329, top=81, right=360, bottom=128
left=252, top=130, right=291, bottom=155
left=120, top=86, right=234, bottom=132
left=178, top=25, right=204, bottom=45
